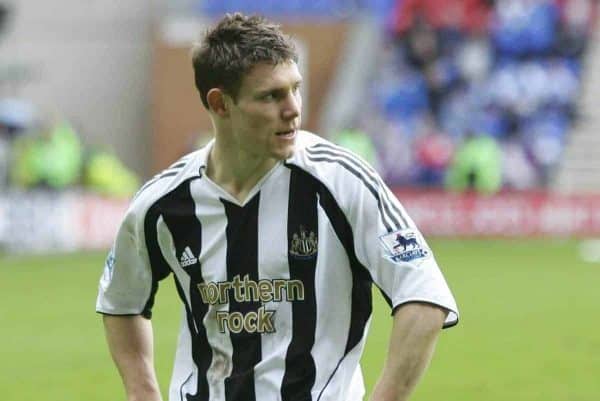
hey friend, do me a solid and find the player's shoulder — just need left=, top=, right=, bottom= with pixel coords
left=127, top=142, right=210, bottom=219
left=292, top=130, right=328, bottom=150
left=287, top=130, right=378, bottom=180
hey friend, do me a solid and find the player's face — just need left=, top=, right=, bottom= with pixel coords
left=226, top=61, right=302, bottom=161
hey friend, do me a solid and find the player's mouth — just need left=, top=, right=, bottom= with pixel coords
left=275, top=129, right=296, bottom=139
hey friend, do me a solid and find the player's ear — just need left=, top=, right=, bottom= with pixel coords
left=206, top=88, right=229, bottom=117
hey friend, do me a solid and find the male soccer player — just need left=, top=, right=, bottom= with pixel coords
left=97, top=13, right=459, bottom=401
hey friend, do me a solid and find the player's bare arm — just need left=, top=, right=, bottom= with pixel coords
left=369, top=303, right=447, bottom=401
left=103, top=315, right=163, bottom=401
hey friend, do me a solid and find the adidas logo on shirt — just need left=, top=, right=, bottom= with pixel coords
left=180, top=246, right=198, bottom=267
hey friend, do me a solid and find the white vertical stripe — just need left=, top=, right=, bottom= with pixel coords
left=255, top=167, right=292, bottom=399
left=311, top=204, right=355, bottom=399
left=169, top=308, right=196, bottom=401
left=190, top=178, right=233, bottom=401
left=317, top=329, right=369, bottom=401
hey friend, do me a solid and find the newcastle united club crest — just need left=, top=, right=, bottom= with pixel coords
left=379, top=228, right=429, bottom=264
left=289, top=225, right=318, bottom=259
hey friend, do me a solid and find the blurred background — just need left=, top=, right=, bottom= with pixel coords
left=1, top=1, right=599, bottom=400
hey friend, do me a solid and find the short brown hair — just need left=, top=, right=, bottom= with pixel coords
left=192, top=13, right=298, bottom=109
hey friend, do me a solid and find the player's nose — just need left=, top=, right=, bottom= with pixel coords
left=281, top=90, right=301, bottom=121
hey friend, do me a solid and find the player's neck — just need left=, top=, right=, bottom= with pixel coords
left=206, top=139, right=279, bottom=203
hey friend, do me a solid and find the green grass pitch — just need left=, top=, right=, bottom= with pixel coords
left=1, top=239, right=599, bottom=401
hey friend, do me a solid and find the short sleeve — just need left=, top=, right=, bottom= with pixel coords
left=346, top=176, right=459, bottom=328
left=96, top=210, right=155, bottom=318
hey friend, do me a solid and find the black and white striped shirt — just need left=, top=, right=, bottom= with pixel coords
left=96, top=131, right=458, bottom=401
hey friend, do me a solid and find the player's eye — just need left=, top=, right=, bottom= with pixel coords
left=260, top=92, right=278, bottom=101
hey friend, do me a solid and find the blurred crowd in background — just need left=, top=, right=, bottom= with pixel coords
left=0, top=98, right=139, bottom=197
left=0, top=2, right=140, bottom=197
left=0, top=0, right=598, bottom=197
left=363, top=0, right=597, bottom=193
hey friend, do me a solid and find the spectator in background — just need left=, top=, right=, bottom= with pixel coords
left=402, top=15, right=439, bottom=70
left=390, top=0, right=494, bottom=125
left=414, top=121, right=454, bottom=186
left=7, top=112, right=139, bottom=197
left=556, top=0, right=598, bottom=57
left=83, top=150, right=139, bottom=198
left=502, top=140, right=540, bottom=189
left=332, top=126, right=380, bottom=169
left=10, top=119, right=82, bottom=190
left=446, top=131, right=502, bottom=194
left=391, top=0, right=492, bottom=35
left=396, top=17, right=451, bottom=119
left=0, top=98, right=35, bottom=188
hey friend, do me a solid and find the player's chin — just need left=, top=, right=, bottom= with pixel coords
left=271, top=143, right=296, bottom=160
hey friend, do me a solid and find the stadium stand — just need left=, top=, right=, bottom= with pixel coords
left=554, top=26, right=600, bottom=192
left=365, top=0, right=598, bottom=191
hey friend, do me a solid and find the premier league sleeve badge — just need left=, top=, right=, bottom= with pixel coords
left=379, top=228, right=430, bottom=264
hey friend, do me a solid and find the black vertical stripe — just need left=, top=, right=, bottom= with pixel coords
left=142, top=205, right=172, bottom=318
left=151, top=178, right=212, bottom=401
left=281, top=167, right=319, bottom=401
left=222, top=195, right=261, bottom=401
left=316, top=183, right=373, bottom=354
